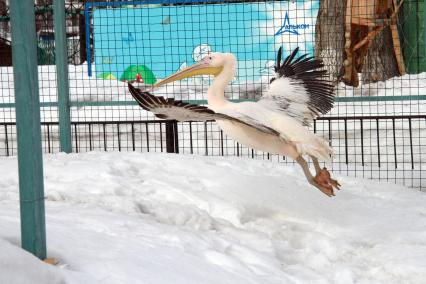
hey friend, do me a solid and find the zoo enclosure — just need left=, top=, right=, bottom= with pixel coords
left=0, top=0, right=425, bottom=190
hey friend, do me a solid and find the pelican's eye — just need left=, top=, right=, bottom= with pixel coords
left=270, top=77, right=276, bottom=84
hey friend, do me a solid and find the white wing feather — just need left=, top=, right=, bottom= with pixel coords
left=253, top=47, right=335, bottom=127
left=258, top=77, right=316, bottom=126
left=214, top=101, right=333, bottom=161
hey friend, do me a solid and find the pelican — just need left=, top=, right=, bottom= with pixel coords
left=128, top=47, right=341, bottom=196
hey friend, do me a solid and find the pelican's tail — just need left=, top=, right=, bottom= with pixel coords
left=296, top=134, right=334, bottom=162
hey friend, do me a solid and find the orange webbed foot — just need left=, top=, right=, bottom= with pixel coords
left=313, top=167, right=341, bottom=197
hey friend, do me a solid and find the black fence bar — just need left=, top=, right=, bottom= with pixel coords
left=145, top=123, right=150, bottom=152
left=392, top=118, right=397, bottom=169
left=344, top=119, right=348, bottom=165
left=376, top=119, right=381, bottom=168
left=220, top=130, right=224, bottom=156
left=102, top=123, right=107, bottom=152
left=131, top=123, right=135, bottom=152
left=46, top=124, right=51, bottom=154
left=117, top=123, right=121, bottom=152
left=189, top=122, right=194, bottom=154
left=74, top=124, right=78, bottom=153
left=204, top=121, right=208, bottom=156
left=237, top=143, right=240, bottom=157
left=159, top=123, right=163, bottom=152
left=4, top=125, right=9, bottom=157
left=165, top=120, right=178, bottom=153
left=409, top=118, right=414, bottom=170
left=173, top=121, right=179, bottom=154
left=360, top=119, right=364, bottom=167
left=88, top=124, right=93, bottom=151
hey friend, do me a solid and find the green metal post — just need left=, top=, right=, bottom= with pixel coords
left=10, top=0, right=46, bottom=259
left=402, top=0, right=426, bottom=73
left=54, top=0, right=72, bottom=153
left=425, top=0, right=426, bottom=57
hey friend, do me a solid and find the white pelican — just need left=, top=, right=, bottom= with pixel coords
left=128, top=47, right=341, bottom=196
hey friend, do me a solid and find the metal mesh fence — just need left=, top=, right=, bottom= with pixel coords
left=0, top=0, right=425, bottom=190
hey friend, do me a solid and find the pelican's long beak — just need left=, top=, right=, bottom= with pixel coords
left=153, top=61, right=223, bottom=88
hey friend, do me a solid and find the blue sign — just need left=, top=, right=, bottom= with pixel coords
left=92, top=1, right=319, bottom=83
left=275, top=12, right=311, bottom=36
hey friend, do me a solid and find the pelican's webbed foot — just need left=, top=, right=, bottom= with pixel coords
left=296, top=156, right=341, bottom=197
left=314, top=167, right=341, bottom=196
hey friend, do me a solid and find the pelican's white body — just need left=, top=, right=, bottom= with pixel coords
left=212, top=101, right=332, bottom=161
left=207, top=53, right=333, bottom=162
left=215, top=110, right=299, bottom=158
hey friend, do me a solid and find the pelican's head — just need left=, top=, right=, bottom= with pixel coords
left=153, top=52, right=236, bottom=88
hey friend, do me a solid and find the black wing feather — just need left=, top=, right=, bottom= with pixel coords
left=275, top=46, right=283, bottom=72
left=282, top=47, right=299, bottom=69
left=128, top=83, right=217, bottom=121
left=275, top=48, right=335, bottom=116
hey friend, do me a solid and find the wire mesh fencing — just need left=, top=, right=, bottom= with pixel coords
left=0, top=0, right=425, bottom=190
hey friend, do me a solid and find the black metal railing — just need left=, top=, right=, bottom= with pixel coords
left=0, top=115, right=424, bottom=189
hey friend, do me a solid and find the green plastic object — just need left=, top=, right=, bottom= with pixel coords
left=10, top=0, right=47, bottom=259
left=401, top=0, right=426, bottom=74
left=98, top=72, right=117, bottom=80
left=120, top=65, right=157, bottom=84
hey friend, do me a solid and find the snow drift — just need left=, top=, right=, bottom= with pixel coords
left=0, top=152, right=425, bottom=283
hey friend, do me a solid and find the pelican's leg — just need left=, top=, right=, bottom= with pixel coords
left=310, top=156, right=322, bottom=174
left=296, top=156, right=334, bottom=197
left=310, top=156, right=341, bottom=192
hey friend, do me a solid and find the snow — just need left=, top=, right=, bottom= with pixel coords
left=1, top=152, right=426, bottom=283
left=0, top=238, right=68, bottom=284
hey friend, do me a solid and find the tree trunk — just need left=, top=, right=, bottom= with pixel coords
left=0, top=0, right=9, bottom=36
left=315, top=0, right=402, bottom=87
left=361, top=26, right=399, bottom=83
left=315, top=0, right=346, bottom=84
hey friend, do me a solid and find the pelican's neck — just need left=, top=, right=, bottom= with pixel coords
left=207, top=61, right=236, bottom=108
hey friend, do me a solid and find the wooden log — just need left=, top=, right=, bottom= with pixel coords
left=361, top=25, right=399, bottom=83
left=344, top=0, right=359, bottom=86
left=314, top=0, right=347, bottom=84
left=351, top=0, right=380, bottom=26
left=390, top=0, right=406, bottom=75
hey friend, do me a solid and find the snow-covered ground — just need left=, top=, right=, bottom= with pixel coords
left=1, top=152, right=426, bottom=283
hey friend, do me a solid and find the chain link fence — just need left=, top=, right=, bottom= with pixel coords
left=0, top=0, right=425, bottom=189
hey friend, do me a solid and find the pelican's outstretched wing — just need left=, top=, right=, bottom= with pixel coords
left=258, top=47, right=335, bottom=126
left=129, top=83, right=218, bottom=121
left=128, top=83, right=280, bottom=135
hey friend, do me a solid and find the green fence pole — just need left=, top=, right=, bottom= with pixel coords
left=10, top=0, right=47, bottom=259
left=54, top=0, right=72, bottom=153
left=402, top=0, right=426, bottom=73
